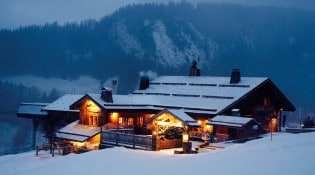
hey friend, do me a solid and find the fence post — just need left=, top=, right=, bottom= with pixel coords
left=100, top=127, right=103, bottom=144
left=36, top=146, right=39, bottom=155
left=51, top=144, right=54, bottom=157
left=152, top=132, right=159, bottom=151
left=116, top=127, right=119, bottom=145
left=133, top=134, right=136, bottom=149
left=116, top=132, right=119, bottom=145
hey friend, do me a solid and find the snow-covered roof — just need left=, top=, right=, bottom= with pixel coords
left=105, top=76, right=268, bottom=114
left=17, top=103, right=49, bottom=118
left=42, top=94, right=83, bottom=112
left=43, top=76, right=269, bottom=116
left=146, top=109, right=200, bottom=127
left=167, top=109, right=200, bottom=127
left=207, top=115, right=255, bottom=128
left=55, top=120, right=100, bottom=142
left=87, top=94, right=133, bottom=106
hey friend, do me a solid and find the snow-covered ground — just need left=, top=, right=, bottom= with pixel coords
left=0, top=132, right=314, bottom=175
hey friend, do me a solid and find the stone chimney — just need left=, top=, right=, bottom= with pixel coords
left=230, top=68, right=241, bottom=84
left=139, top=76, right=150, bottom=90
left=189, top=60, right=200, bottom=76
left=101, top=87, right=113, bottom=103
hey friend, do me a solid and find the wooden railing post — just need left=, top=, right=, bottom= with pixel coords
left=116, top=127, right=119, bottom=145
left=51, top=144, right=54, bottom=157
left=133, top=134, right=136, bottom=149
left=116, top=132, right=118, bottom=145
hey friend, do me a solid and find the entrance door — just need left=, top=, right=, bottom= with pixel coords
left=90, top=115, right=98, bottom=126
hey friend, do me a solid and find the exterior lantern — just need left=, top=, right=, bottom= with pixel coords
left=175, top=131, right=197, bottom=154
left=152, top=130, right=157, bottom=137
left=182, top=132, right=189, bottom=143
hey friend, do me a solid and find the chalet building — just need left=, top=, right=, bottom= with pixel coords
left=17, top=62, right=295, bottom=151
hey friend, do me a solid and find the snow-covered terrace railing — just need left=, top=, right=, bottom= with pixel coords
left=101, top=130, right=153, bottom=150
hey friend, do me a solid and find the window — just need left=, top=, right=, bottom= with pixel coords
left=127, top=118, right=134, bottom=126
left=138, top=117, right=143, bottom=126
left=118, top=117, right=123, bottom=125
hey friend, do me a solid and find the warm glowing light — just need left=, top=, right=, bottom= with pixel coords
left=86, top=100, right=100, bottom=113
left=205, top=124, right=213, bottom=133
left=112, top=112, right=118, bottom=119
left=197, top=120, right=202, bottom=125
left=157, top=121, right=182, bottom=127
left=111, top=112, right=118, bottom=120
left=270, top=118, right=278, bottom=132
left=109, top=112, right=120, bottom=124
left=118, top=117, right=123, bottom=125
left=182, top=132, right=189, bottom=143
left=71, top=141, right=86, bottom=148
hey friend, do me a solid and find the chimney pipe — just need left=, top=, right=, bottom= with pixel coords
left=189, top=60, right=200, bottom=76
left=101, top=87, right=113, bottom=103
left=139, top=76, right=150, bottom=90
left=230, top=69, right=241, bottom=84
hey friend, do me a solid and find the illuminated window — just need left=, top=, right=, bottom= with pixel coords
left=138, top=117, right=143, bottom=126
left=128, top=118, right=134, bottom=126
left=118, top=117, right=123, bottom=125
left=110, top=112, right=119, bottom=124
left=270, top=118, right=278, bottom=132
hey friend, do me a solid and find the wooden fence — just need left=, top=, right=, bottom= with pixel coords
left=101, top=130, right=153, bottom=150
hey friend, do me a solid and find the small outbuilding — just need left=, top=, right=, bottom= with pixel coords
left=207, top=115, right=263, bottom=142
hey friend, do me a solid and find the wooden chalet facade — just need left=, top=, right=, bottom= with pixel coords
left=17, top=64, right=295, bottom=151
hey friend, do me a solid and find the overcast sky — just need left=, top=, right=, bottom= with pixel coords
left=1, top=0, right=314, bottom=29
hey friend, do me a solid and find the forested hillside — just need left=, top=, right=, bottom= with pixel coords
left=1, top=2, right=315, bottom=112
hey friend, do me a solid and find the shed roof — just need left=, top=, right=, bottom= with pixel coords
left=17, top=103, right=49, bottom=118
left=55, top=120, right=100, bottom=142
left=207, top=115, right=255, bottom=128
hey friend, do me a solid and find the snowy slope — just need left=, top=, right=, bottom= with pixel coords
left=1, top=0, right=314, bottom=29
left=0, top=132, right=314, bottom=175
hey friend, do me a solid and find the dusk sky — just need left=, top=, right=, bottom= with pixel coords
left=1, top=0, right=314, bottom=29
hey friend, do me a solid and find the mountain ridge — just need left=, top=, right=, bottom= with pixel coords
left=1, top=2, right=315, bottom=112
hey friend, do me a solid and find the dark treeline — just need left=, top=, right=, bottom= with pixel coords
left=0, top=81, right=60, bottom=112
left=0, top=2, right=315, bottom=111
